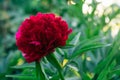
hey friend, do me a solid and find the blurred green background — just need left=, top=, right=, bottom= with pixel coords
left=0, top=0, right=120, bottom=80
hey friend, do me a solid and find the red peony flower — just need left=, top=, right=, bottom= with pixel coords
left=16, top=13, right=72, bottom=63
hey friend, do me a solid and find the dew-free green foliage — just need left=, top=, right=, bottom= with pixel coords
left=0, top=0, right=120, bottom=80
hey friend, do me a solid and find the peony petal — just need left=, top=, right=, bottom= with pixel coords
left=15, top=12, right=72, bottom=63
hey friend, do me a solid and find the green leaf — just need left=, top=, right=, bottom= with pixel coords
left=59, top=44, right=74, bottom=49
left=35, top=61, right=48, bottom=80
left=108, top=65, right=120, bottom=78
left=67, top=32, right=81, bottom=54
left=11, top=63, right=35, bottom=69
left=70, top=43, right=111, bottom=59
left=46, top=53, right=62, bottom=70
left=96, top=60, right=116, bottom=80
left=67, top=64, right=80, bottom=77
left=49, top=75, right=60, bottom=80
left=64, top=32, right=80, bottom=50
left=95, top=33, right=120, bottom=80
left=6, top=74, right=35, bottom=79
left=65, top=77, right=80, bottom=80
left=109, top=69, right=120, bottom=77
left=77, top=36, right=106, bottom=49
left=82, top=72, right=91, bottom=80
left=46, top=53, right=64, bottom=80
left=70, top=32, right=81, bottom=45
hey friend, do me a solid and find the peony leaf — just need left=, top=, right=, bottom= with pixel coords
left=70, top=43, right=111, bottom=59
left=59, top=44, right=74, bottom=49
left=67, top=32, right=81, bottom=54
left=109, top=68, right=120, bottom=77
left=6, top=74, right=36, bottom=79
left=65, top=77, right=80, bottom=80
left=94, top=33, right=120, bottom=80
left=70, top=32, right=81, bottom=45
left=46, top=53, right=64, bottom=80
left=35, top=61, right=48, bottom=80
left=46, top=53, right=62, bottom=70
left=11, top=63, right=35, bottom=69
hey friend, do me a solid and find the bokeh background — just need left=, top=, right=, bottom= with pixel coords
left=0, top=0, right=120, bottom=80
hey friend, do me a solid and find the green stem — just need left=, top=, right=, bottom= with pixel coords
left=46, top=54, right=65, bottom=80
left=35, top=61, right=46, bottom=80
left=58, top=69, right=64, bottom=80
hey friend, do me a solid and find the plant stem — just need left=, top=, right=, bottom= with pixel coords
left=35, top=61, right=46, bottom=80
left=46, top=54, right=65, bottom=80
left=58, top=69, right=64, bottom=80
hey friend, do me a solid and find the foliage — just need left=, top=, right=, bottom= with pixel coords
left=0, top=0, right=120, bottom=80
